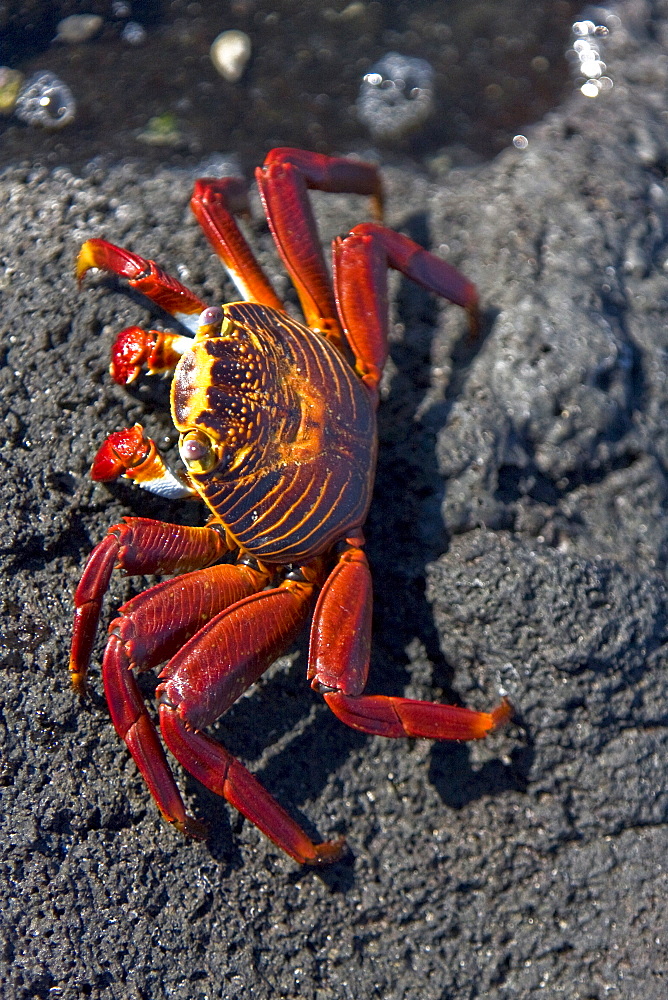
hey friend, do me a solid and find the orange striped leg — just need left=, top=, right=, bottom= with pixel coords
left=255, top=148, right=383, bottom=348
left=308, top=542, right=372, bottom=697
left=77, top=239, right=206, bottom=331
left=324, top=692, right=512, bottom=740
left=190, top=177, right=284, bottom=309
left=332, top=223, right=479, bottom=397
left=309, top=543, right=511, bottom=740
left=159, top=711, right=344, bottom=864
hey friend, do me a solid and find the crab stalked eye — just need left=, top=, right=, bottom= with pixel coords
left=179, top=429, right=218, bottom=472
left=195, top=305, right=228, bottom=341
left=200, top=306, right=223, bottom=327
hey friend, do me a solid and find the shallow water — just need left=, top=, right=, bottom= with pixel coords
left=1, top=0, right=582, bottom=172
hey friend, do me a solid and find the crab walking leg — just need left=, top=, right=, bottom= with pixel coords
left=308, top=542, right=372, bottom=697
left=190, top=178, right=284, bottom=310
left=70, top=518, right=230, bottom=693
left=160, top=712, right=344, bottom=864
left=325, top=691, right=512, bottom=740
left=101, top=561, right=269, bottom=838
left=157, top=574, right=344, bottom=864
left=309, top=544, right=512, bottom=740
left=333, top=223, right=480, bottom=396
left=103, top=643, right=204, bottom=837
left=77, top=238, right=207, bottom=332
left=255, top=148, right=383, bottom=347
left=109, top=561, right=271, bottom=672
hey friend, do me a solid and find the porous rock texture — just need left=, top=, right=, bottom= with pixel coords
left=1, top=2, right=668, bottom=998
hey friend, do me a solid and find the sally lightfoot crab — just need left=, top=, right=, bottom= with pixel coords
left=70, top=147, right=511, bottom=864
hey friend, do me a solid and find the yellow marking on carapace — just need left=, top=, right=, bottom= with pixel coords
left=245, top=465, right=319, bottom=537
left=279, top=370, right=328, bottom=466
left=226, top=442, right=256, bottom=473
left=172, top=353, right=206, bottom=424
left=171, top=340, right=240, bottom=450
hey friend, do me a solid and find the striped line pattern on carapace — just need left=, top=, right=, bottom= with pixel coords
left=172, top=302, right=377, bottom=563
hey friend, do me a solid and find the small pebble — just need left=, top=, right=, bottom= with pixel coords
left=0, top=67, right=24, bottom=115
left=136, top=112, right=182, bottom=147
left=210, top=30, right=252, bottom=83
left=122, top=21, right=146, bottom=45
left=14, top=72, right=76, bottom=130
left=55, top=14, right=103, bottom=44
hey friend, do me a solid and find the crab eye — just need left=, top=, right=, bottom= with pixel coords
left=195, top=306, right=225, bottom=340
left=199, top=306, right=223, bottom=328
left=179, top=429, right=217, bottom=472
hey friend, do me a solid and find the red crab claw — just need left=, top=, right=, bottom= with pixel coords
left=110, top=326, right=191, bottom=385
left=91, top=424, right=154, bottom=482
left=110, top=326, right=157, bottom=385
left=90, top=425, right=192, bottom=500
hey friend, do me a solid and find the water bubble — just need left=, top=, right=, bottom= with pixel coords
left=581, top=81, right=600, bottom=98
left=568, top=16, right=614, bottom=98
left=580, top=57, right=605, bottom=78
left=14, top=72, right=76, bottom=130
left=357, top=52, right=434, bottom=140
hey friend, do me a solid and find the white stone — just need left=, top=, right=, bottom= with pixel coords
left=210, top=30, right=252, bottom=83
left=55, top=14, right=103, bottom=44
